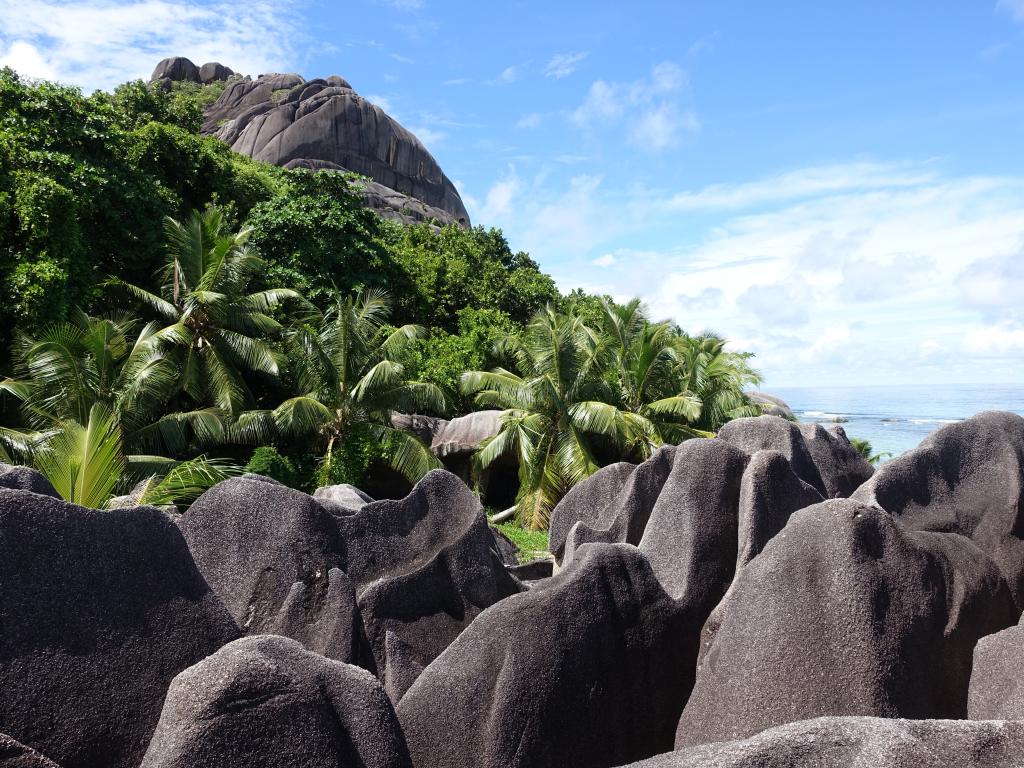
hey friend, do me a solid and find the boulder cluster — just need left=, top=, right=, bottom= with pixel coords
left=149, top=56, right=471, bottom=229
left=1, top=411, right=1024, bottom=767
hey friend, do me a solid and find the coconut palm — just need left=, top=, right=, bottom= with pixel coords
left=29, top=403, right=237, bottom=509
left=597, top=298, right=712, bottom=453
left=462, top=306, right=649, bottom=531
left=111, top=206, right=302, bottom=416
left=252, top=288, right=446, bottom=482
left=0, top=310, right=239, bottom=507
left=674, top=332, right=763, bottom=431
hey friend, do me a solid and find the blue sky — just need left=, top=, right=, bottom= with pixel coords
left=3, top=1, right=1024, bottom=387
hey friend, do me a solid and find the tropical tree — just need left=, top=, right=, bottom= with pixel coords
left=0, top=310, right=238, bottom=507
left=850, top=437, right=892, bottom=466
left=253, top=288, right=447, bottom=483
left=112, top=206, right=302, bottom=416
left=462, top=306, right=649, bottom=531
left=597, top=298, right=712, bottom=452
left=674, top=332, right=763, bottom=431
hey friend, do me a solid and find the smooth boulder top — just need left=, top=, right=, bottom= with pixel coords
left=200, top=70, right=470, bottom=227
left=969, top=614, right=1024, bottom=720
left=620, top=717, right=1024, bottom=768
left=140, top=635, right=411, bottom=768
left=746, top=390, right=796, bottom=420
left=547, top=459, right=637, bottom=561
left=676, top=499, right=1016, bottom=748
left=718, top=415, right=874, bottom=498
left=429, top=410, right=504, bottom=457
left=149, top=56, right=234, bottom=84
left=0, top=463, right=58, bottom=497
left=397, top=543, right=699, bottom=768
left=341, top=470, right=520, bottom=700
left=314, top=482, right=374, bottom=515
left=0, top=488, right=239, bottom=768
left=853, top=410, right=1024, bottom=606
left=0, top=734, right=61, bottom=768
left=179, top=476, right=346, bottom=635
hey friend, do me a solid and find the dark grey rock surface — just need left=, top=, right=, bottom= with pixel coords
left=0, top=489, right=239, bottom=768
left=200, top=71, right=470, bottom=227
left=675, top=499, right=1016, bottom=748
left=0, top=734, right=61, bottom=768
left=140, top=635, right=411, bottom=768
left=397, top=543, right=701, bottom=768
left=718, top=415, right=874, bottom=498
left=968, top=615, right=1024, bottom=720
left=853, top=410, right=1024, bottom=606
left=340, top=470, right=520, bottom=700
left=621, top=717, right=1024, bottom=768
left=0, top=462, right=58, bottom=497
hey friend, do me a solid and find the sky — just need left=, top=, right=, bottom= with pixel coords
left=2, top=1, right=1024, bottom=388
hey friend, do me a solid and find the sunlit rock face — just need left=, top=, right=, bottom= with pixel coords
left=150, top=56, right=470, bottom=229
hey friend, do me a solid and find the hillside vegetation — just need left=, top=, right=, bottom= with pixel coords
left=0, top=68, right=762, bottom=528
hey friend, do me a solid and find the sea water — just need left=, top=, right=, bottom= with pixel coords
left=769, top=384, right=1024, bottom=461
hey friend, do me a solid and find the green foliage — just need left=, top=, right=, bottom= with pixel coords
left=850, top=436, right=892, bottom=465
left=496, top=522, right=550, bottom=564
left=314, top=430, right=397, bottom=488
left=0, top=68, right=280, bottom=352
left=245, top=445, right=298, bottom=486
left=381, top=222, right=559, bottom=331
left=245, top=170, right=391, bottom=307
left=404, top=307, right=518, bottom=409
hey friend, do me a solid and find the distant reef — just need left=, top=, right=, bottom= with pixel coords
left=150, top=56, right=471, bottom=229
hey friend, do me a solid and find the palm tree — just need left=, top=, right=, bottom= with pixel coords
left=253, top=288, right=447, bottom=483
left=462, top=306, right=646, bottom=531
left=30, top=403, right=236, bottom=509
left=112, top=206, right=302, bottom=416
left=597, top=298, right=712, bottom=453
left=0, top=311, right=238, bottom=508
left=674, top=332, right=763, bottom=431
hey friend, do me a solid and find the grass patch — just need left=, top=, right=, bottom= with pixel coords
left=497, top=522, right=550, bottom=564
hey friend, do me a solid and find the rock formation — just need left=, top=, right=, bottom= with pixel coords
left=149, top=56, right=469, bottom=228
left=337, top=470, right=521, bottom=700
left=675, top=499, right=1016, bottom=748
left=969, top=614, right=1024, bottom=720
left=397, top=543, right=699, bottom=768
left=718, top=415, right=874, bottom=498
left=0, top=735, right=61, bottom=768
left=0, top=488, right=239, bottom=768
left=619, top=717, right=1024, bottom=768
left=853, top=410, right=1024, bottom=607
left=746, top=390, right=796, bottom=420
left=0, top=462, right=57, bottom=497
left=140, top=635, right=411, bottom=768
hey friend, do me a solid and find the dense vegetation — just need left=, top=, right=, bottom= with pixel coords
left=0, top=68, right=765, bottom=529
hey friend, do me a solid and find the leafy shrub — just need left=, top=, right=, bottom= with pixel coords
left=245, top=446, right=298, bottom=487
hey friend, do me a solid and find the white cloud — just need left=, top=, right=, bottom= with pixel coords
left=490, top=65, right=521, bottom=85
left=516, top=112, right=543, bottom=130
left=391, top=52, right=415, bottom=64
left=467, top=157, right=1024, bottom=385
left=376, top=0, right=425, bottom=10
left=572, top=62, right=697, bottom=151
left=545, top=51, right=587, bottom=79
left=997, top=0, right=1024, bottom=22
left=365, top=94, right=394, bottom=113
left=0, top=0, right=300, bottom=92
left=408, top=125, right=445, bottom=150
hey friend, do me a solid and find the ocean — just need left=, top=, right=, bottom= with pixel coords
left=769, top=384, right=1024, bottom=461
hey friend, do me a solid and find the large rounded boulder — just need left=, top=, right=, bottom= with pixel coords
left=397, top=543, right=697, bottom=768
left=0, top=463, right=57, bottom=497
left=178, top=476, right=369, bottom=666
left=718, top=415, right=873, bottom=498
left=0, top=488, right=240, bottom=768
left=338, top=470, right=521, bottom=700
left=853, top=410, right=1024, bottom=606
left=968, top=615, right=1024, bottom=720
left=140, top=635, right=411, bottom=768
left=676, top=499, right=1016, bottom=748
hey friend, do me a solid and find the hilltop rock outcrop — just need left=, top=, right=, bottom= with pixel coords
left=140, top=635, right=411, bottom=768
left=0, top=489, right=239, bottom=768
